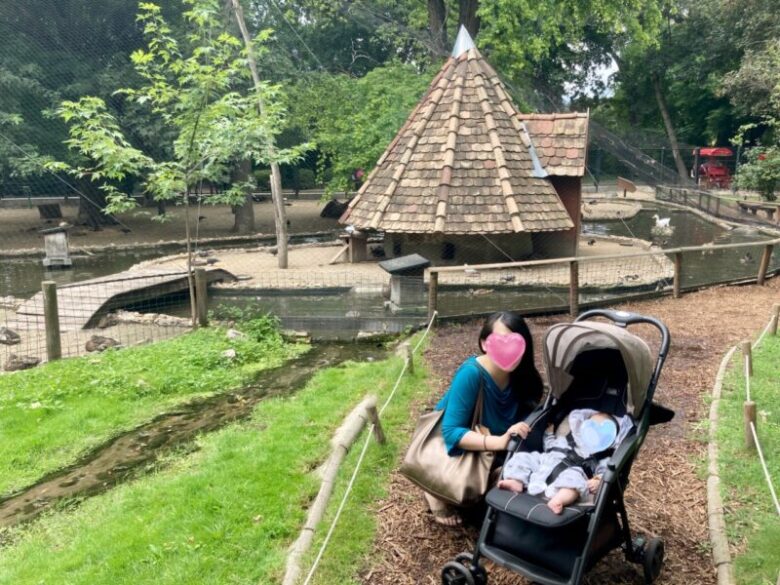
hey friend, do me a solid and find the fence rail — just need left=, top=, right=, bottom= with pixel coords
left=427, top=237, right=780, bottom=320
left=657, top=185, right=780, bottom=229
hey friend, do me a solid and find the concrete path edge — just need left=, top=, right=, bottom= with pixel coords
left=707, top=344, right=737, bottom=585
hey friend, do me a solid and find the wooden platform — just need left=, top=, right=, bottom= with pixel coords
left=15, top=268, right=235, bottom=330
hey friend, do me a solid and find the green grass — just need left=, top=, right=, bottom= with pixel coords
left=0, top=336, right=430, bottom=584
left=0, top=325, right=305, bottom=495
left=717, top=335, right=780, bottom=585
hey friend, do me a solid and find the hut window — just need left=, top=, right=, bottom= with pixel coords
left=393, top=240, right=402, bottom=256
left=441, top=242, right=455, bottom=260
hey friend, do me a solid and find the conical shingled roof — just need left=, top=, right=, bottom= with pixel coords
left=340, top=31, right=574, bottom=235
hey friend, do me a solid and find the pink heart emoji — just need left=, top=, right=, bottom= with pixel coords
left=484, top=332, right=527, bottom=372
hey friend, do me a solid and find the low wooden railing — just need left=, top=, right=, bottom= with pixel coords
left=426, top=238, right=780, bottom=320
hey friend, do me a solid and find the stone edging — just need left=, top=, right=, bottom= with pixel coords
left=707, top=345, right=737, bottom=585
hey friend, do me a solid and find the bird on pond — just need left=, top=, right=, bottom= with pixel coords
left=652, top=214, right=671, bottom=228
left=740, top=252, right=754, bottom=264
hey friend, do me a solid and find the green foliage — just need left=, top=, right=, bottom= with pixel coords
left=50, top=0, right=310, bottom=215
left=291, top=64, right=432, bottom=192
left=718, top=336, right=780, bottom=583
left=0, top=326, right=304, bottom=495
left=253, top=168, right=271, bottom=190
left=0, top=337, right=429, bottom=585
left=209, top=304, right=283, bottom=345
left=295, top=167, right=317, bottom=190
left=477, top=0, right=663, bottom=80
left=734, top=147, right=780, bottom=201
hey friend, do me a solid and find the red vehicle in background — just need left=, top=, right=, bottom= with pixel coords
left=693, top=147, right=733, bottom=188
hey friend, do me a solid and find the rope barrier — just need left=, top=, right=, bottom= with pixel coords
left=740, top=311, right=779, bottom=520
left=749, top=421, right=780, bottom=516
left=301, top=310, right=438, bottom=585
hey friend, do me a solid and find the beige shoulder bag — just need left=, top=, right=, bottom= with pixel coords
left=399, top=381, right=493, bottom=506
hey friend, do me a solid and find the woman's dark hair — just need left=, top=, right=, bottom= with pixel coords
left=478, top=311, right=544, bottom=406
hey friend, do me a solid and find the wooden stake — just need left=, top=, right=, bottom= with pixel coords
left=365, top=397, right=386, bottom=445
left=673, top=252, right=682, bottom=299
left=194, top=268, right=208, bottom=327
left=427, top=271, right=438, bottom=321
left=771, top=303, right=780, bottom=336
left=741, top=340, right=753, bottom=377
left=744, top=401, right=756, bottom=451
left=42, top=281, right=61, bottom=361
left=569, top=260, right=579, bottom=317
left=757, top=243, right=774, bottom=285
left=403, top=342, right=414, bottom=375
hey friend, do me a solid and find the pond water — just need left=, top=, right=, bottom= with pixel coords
left=0, top=233, right=338, bottom=298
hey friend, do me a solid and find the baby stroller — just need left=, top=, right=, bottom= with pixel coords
left=442, top=309, right=674, bottom=585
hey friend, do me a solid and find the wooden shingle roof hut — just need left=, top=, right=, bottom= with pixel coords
left=340, top=27, right=588, bottom=264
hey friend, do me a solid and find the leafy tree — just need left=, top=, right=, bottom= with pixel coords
left=290, top=63, right=432, bottom=193
left=728, top=40, right=780, bottom=200
left=49, top=0, right=308, bottom=319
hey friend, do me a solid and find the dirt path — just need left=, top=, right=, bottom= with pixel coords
left=366, top=277, right=780, bottom=585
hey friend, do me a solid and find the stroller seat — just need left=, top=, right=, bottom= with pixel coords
left=485, top=487, right=588, bottom=528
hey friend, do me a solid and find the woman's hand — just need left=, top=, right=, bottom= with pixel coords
left=499, top=421, right=530, bottom=449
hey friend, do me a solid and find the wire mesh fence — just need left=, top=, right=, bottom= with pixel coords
left=3, top=184, right=780, bottom=372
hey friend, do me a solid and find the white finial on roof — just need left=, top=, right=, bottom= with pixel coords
left=451, top=25, right=476, bottom=58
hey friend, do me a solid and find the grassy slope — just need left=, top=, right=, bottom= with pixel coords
left=717, top=335, right=780, bottom=584
left=0, top=327, right=304, bottom=495
left=0, top=340, right=429, bottom=584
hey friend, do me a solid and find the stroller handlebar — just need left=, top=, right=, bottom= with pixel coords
left=575, top=309, right=670, bottom=357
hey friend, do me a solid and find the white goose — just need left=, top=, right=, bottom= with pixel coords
left=652, top=214, right=671, bottom=228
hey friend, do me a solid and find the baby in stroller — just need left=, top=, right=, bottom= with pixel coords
left=498, top=408, right=633, bottom=513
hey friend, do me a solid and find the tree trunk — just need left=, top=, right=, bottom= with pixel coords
left=231, top=159, right=255, bottom=234
left=76, top=179, right=118, bottom=228
left=458, top=0, right=480, bottom=38
left=230, top=0, right=288, bottom=268
left=652, top=73, right=689, bottom=181
left=427, top=0, right=448, bottom=57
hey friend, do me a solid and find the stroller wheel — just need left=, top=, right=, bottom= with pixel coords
left=442, top=560, right=476, bottom=585
left=642, top=538, right=665, bottom=584
left=454, top=553, right=487, bottom=585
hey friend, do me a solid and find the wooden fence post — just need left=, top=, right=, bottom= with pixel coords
left=741, top=340, right=753, bottom=377
left=427, top=271, right=438, bottom=321
left=714, top=196, right=721, bottom=217
left=673, top=252, right=683, bottom=299
left=771, top=303, right=780, bottom=336
left=194, top=268, right=208, bottom=327
left=744, top=401, right=756, bottom=451
left=364, top=396, right=386, bottom=445
left=569, top=260, right=579, bottom=317
left=42, top=281, right=61, bottom=361
left=757, top=243, right=774, bottom=285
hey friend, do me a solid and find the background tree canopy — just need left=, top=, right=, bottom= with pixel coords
left=1, top=0, right=778, bottom=200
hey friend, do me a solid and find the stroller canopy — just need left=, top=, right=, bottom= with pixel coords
left=543, top=322, right=654, bottom=417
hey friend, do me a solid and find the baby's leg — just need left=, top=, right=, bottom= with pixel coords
left=547, top=488, right=579, bottom=514
left=501, top=451, right=540, bottom=489
left=496, top=478, right=525, bottom=493
left=544, top=466, right=589, bottom=512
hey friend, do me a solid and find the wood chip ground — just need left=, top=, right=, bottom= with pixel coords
left=363, top=277, right=780, bottom=584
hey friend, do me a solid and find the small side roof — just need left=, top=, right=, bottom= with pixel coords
left=518, top=113, right=589, bottom=177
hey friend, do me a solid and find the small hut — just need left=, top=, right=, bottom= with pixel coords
left=340, top=27, right=588, bottom=264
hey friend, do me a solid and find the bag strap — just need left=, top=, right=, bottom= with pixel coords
left=470, top=376, right=485, bottom=428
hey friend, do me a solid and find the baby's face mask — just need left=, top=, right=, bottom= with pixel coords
left=580, top=418, right=617, bottom=453
left=484, top=332, right=526, bottom=372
